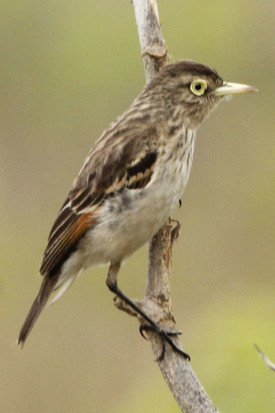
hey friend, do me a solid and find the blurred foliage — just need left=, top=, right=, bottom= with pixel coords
left=0, top=1, right=274, bottom=412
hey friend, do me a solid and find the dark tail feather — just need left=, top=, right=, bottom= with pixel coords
left=18, top=276, right=57, bottom=347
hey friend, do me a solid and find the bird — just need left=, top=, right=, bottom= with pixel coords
left=18, top=60, right=257, bottom=356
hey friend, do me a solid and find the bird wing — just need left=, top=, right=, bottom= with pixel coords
left=40, top=123, right=159, bottom=276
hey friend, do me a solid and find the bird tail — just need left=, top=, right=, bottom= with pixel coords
left=18, top=276, right=57, bottom=347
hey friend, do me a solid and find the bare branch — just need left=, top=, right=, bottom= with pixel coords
left=113, top=1, right=220, bottom=411
left=254, top=343, right=275, bottom=372
left=132, top=0, right=167, bottom=82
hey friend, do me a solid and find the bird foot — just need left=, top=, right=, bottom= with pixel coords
left=139, top=323, right=190, bottom=361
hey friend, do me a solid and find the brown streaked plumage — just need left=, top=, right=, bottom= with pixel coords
left=18, top=60, right=257, bottom=357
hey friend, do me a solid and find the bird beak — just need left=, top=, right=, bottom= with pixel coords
left=213, top=82, right=258, bottom=96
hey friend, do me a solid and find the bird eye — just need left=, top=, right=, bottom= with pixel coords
left=190, top=79, right=208, bottom=96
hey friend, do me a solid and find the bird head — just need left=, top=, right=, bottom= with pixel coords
left=146, top=60, right=257, bottom=129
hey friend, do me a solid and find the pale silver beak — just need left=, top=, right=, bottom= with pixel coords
left=213, top=82, right=258, bottom=96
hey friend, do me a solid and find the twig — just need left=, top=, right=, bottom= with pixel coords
left=254, top=343, right=275, bottom=372
left=113, top=1, right=219, bottom=411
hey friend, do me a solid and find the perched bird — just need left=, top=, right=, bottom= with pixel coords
left=18, top=60, right=256, bottom=355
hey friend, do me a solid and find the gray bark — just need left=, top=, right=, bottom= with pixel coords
left=115, top=1, right=219, bottom=411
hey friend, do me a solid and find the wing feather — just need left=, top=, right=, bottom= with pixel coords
left=40, top=212, right=94, bottom=275
left=40, top=123, right=159, bottom=277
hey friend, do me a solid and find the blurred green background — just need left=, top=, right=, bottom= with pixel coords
left=0, top=0, right=274, bottom=412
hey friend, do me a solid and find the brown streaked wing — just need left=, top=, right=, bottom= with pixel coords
left=40, top=212, right=94, bottom=276
left=40, top=125, right=159, bottom=277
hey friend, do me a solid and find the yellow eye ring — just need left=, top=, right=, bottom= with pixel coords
left=190, top=79, right=208, bottom=96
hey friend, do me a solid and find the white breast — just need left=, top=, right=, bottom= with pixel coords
left=83, top=127, right=196, bottom=264
left=57, top=127, right=196, bottom=290
left=152, top=126, right=195, bottom=209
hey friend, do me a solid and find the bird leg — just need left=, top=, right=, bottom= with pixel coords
left=106, top=262, right=190, bottom=361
